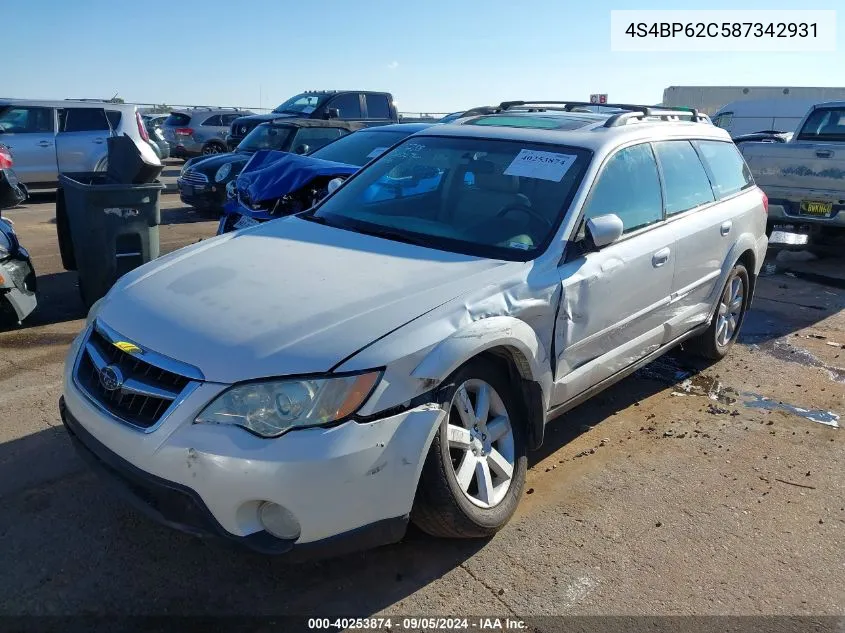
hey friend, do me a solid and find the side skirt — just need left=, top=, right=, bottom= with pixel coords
left=544, top=323, right=709, bottom=424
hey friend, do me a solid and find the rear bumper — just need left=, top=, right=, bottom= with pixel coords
left=60, top=397, right=410, bottom=559
left=767, top=199, right=845, bottom=228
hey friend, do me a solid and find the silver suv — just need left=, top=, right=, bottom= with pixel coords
left=162, top=107, right=252, bottom=159
left=0, top=99, right=161, bottom=188
left=62, top=101, right=768, bottom=556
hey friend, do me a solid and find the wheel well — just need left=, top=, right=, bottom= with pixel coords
left=477, top=347, right=545, bottom=451
left=736, top=249, right=757, bottom=303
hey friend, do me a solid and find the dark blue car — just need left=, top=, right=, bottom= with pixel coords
left=218, top=123, right=433, bottom=235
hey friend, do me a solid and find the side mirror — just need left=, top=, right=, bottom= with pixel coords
left=585, top=213, right=624, bottom=249
left=325, top=108, right=340, bottom=119
left=326, top=177, right=344, bottom=194
left=294, top=144, right=310, bottom=155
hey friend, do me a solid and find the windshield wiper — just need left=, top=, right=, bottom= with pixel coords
left=352, top=225, right=432, bottom=247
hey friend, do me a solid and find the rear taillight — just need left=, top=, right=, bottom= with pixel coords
left=175, top=127, right=194, bottom=136
left=136, top=112, right=149, bottom=142
left=0, top=146, right=12, bottom=169
left=761, top=189, right=768, bottom=214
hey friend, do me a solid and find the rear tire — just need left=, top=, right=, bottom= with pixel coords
left=202, top=142, right=225, bottom=156
left=411, top=358, right=528, bottom=539
left=685, top=263, right=750, bottom=361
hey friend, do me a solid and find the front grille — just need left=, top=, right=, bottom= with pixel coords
left=181, top=171, right=209, bottom=185
left=75, top=328, right=191, bottom=430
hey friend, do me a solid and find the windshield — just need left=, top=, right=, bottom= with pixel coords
left=310, top=130, right=412, bottom=166
left=238, top=124, right=294, bottom=152
left=272, top=93, right=326, bottom=116
left=797, top=108, right=845, bottom=142
left=310, top=136, right=590, bottom=260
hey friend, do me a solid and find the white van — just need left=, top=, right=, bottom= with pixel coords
left=712, top=98, right=820, bottom=138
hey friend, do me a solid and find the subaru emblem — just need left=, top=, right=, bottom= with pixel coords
left=99, top=365, right=124, bottom=392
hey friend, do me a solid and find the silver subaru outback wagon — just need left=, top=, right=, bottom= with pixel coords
left=61, top=101, right=767, bottom=558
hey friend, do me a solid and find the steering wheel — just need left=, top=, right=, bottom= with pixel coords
left=495, top=203, right=552, bottom=231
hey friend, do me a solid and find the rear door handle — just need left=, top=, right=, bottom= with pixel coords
left=720, top=220, right=733, bottom=236
left=93, top=138, right=105, bottom=144
left=38, top=140, right=53, bottom=147
left=652, top=247, right=671, bottom=268
left=816, top=150, right=833, bottom=158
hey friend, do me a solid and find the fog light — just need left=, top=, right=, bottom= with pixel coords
left=258, top=502, right=301, bottom=540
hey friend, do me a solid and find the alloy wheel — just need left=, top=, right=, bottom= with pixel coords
left=446, top=379, right=516, bottom=508
left=716, top=274, right=745, bottom=347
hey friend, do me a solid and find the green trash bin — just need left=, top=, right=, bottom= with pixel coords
left=57, top=172, right=165, bottom=309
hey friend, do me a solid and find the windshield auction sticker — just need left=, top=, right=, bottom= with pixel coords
left=504, top=150, right=577, bottom=182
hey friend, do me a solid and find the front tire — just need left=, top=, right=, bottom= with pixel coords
left=411, top=358, right=528, bottom=538
left=685, top=263, right=750, bottom=361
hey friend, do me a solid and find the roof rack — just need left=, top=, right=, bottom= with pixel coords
left=496, top=101, right=710, bottom=127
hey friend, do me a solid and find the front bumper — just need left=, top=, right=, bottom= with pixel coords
left=0, top=256, right=37, bottom=322
left=177, top=178, right=227, bottom=209
left=61, top=336, right=444, bottom=555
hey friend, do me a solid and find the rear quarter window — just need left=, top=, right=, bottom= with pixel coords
left=165, top=112, right=191, bottom=127
left=693, top=140, right=754, bottom=199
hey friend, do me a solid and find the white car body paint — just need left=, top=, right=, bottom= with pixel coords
left=62, top=114, right=768, bottom=553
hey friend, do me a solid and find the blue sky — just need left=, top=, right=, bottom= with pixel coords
left=5, top=0, right=843, bottom=113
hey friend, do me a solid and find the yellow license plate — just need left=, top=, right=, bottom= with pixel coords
left=800, top=200, right=833, bottom=216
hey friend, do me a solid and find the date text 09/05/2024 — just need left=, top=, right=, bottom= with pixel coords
left=624, top=22, right=818, bottom=38
left=307, top=617, right=528, bottom=630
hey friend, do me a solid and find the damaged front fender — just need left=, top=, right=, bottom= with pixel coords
left=411, top=315, right=553, bottom=409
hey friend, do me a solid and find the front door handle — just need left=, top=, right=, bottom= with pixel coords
left=652, top=247, right=671, bottom=268
left=816, top=150, right=833, bottom=158
left=720, top=220, right=733, bottom=236
left=38, top=140, right=53, bottom=147
left=93, top=138, right=105, bottom=144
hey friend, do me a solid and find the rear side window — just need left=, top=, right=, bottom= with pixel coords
left=797, top=107, right=845, bottom=141
left=165, top=112, right=191, bottom=127
left=106, top=110, right=122, bottom=130
left=201, top=115, right=223, bottom=126
left=365, top=94, right=390, bottom=119
left=62, top=108, right=110, bottom=132
left=583, top=143, right=663, bottom=234
left=652, top=141, right=715, bottom=216
left=221, top=113, right=240, bottom=125
left=712, top=112, right=733, bottom=130
left=694, top=140, right=754, bottom=199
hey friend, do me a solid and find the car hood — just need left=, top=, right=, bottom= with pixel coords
left=234, top=150, right=358, bottom=204
left=189, top=152, right=251, bottom=175
left=97, top=217, right=518, bottom=383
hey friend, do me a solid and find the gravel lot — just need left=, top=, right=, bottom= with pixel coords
left=0, top=162, right=842, bottom=621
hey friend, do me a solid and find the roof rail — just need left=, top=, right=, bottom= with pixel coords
left=496, top=100, right=709, bottom=126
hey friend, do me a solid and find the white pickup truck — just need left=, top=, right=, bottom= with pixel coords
left=740, top=101, right=845, bottom=241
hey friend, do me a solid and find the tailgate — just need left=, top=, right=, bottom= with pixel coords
left=742, top=142, right=845, bottom=194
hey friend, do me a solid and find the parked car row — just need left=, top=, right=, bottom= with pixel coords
left=0, top=99, right=161, bottom=188
left=177, top=119, right=369, bottom=213
left=61, top=100, right=769, bottom=560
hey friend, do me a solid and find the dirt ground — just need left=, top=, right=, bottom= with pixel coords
left=0, top=165, right=842, bottom=622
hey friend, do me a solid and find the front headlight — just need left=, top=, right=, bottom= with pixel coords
left=195, top=371, right=382, bottom=438
left=215, top=162, right=232, bottom=183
